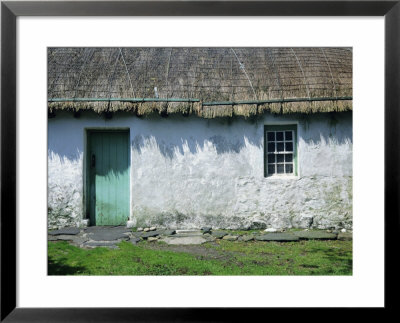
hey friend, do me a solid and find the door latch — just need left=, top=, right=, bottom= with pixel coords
left=91, top=154, right=96, bottom=168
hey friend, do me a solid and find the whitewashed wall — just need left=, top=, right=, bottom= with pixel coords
left=48, top=111, right=352, bottom=230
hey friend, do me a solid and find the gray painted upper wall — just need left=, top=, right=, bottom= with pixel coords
left=48, top=111, right=352, bottom=229
left=48, top=111, right=352, bottom=175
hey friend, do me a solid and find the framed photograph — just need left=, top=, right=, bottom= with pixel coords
left=1, top=1, right=398, bottom=321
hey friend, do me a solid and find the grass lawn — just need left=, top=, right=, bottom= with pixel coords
left=48, top=239, right=352, bottom=275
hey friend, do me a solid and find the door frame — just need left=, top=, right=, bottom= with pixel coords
left=84, top=128, right=130, bottom=226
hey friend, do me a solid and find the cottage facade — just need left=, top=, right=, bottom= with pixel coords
left=48, top=48, right=352, bottom=230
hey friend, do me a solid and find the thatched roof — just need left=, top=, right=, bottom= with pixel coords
left=48, top=47, right=352, bottom=118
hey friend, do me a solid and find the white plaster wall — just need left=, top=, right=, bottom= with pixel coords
left=48, top=111, right=352, bottom=230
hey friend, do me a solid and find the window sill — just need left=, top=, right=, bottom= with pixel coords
left=264, top=175, right=299, bottom=180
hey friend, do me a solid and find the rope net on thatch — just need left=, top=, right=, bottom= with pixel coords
left=48, top=47, right=352, bottom=118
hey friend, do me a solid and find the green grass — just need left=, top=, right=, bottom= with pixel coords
left=48, top=239, right=352, bottom=276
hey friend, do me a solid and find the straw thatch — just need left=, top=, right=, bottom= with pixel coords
left=48, top=47, right=352, bottom=118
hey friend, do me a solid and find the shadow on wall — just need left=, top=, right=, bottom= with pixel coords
left=131, top=113, right=352, bottom=159
left=47, top=112, right=352, bottom=161
left=297, top=112, right=353, bottom=146
left=131, top=134, right=263, bottom=159
left=131, top=116, right=264, bottom=158
left=48, top=149, right=82, bottom=163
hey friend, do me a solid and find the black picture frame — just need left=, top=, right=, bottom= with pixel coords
left=1, top=1, right=398, bottom=321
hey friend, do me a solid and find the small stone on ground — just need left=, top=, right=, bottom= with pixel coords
left=201, top=227, right=212, bottom=234
left=223, top=235, right=239, bottom=241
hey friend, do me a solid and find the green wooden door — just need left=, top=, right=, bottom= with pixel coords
left=88, top=131, right=130, bottom=225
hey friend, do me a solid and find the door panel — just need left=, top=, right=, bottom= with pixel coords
left=88, top=131, right=130, bottom=225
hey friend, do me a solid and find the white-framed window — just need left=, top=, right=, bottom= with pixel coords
left=264, top=124, right=297, bottom=176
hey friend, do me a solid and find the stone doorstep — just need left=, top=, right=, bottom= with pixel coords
left=89, top=233, right=130, bottom=241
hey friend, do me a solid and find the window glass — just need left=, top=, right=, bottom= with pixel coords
left=285, top=164, right=293, bottom=173
left=268, top=165, right=275, bottom=175
left=265, top=126, right=296, bottom=176
left=267, top=132, right=275, bottom=141
left=285, top=142, right=293, bottom=151
left=268, top=154, right=275, bottom=163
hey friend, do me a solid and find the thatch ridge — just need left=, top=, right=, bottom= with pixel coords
left=48, top=47, right=352, bottom=117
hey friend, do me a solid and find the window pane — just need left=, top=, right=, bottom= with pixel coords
left=285, top=142, right=293, bottom=152
left=277, top=154, right=284, bottom=163
left=277, top=164, right=284, bottom=174
left=285, top=154, right=293, bottom=162
left=276, top=132, right=284, bottom=141
left=267, top=132, right=275, bottom=141
left=285, top=131, right=293, bottom=141
left=285, top=164, right=293, bottom=174
left=267, top=154, right=275, bottom=163
left=268, top=143, right=275, bottom=152
left=277, top=143, right=284, bottom=152
left=268, top=165, right=275, bottom=175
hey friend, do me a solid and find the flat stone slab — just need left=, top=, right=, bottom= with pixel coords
left=174, top=231, right=203, bottom=237
left=293, top=231, right=337, bottom=240
left=131, top=232, right=144, bottom=238
left=48, top=227, right=81, bottom=236
left=48, top=234, right=74, bottom=241
left=89, top=232, right=130, bottom=241
left=211, top=231, right=228, bottom=238
left=161, top=236, right=207, bottom=245
left=48, top=234, right=89, bottom=245
left=337, top=232, right=352, bottom=241
left=255, top=233, right=299, bottom=242
left=83, top=241, right=120, bottom=247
